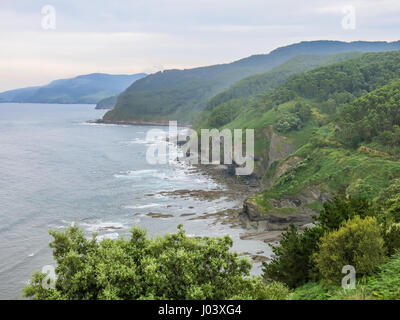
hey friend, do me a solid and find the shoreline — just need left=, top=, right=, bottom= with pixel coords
left=187, top=164, right=284, bottom=243
left=89, top=118, right=286, bottom=242
left=89, top=119, right=192, bottom=127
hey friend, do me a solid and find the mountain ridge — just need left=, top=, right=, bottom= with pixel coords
left=0, top=73, right=147, bottom=105
left=104, top=40, right=400, bottom=123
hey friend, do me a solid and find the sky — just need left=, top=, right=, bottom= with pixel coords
left=0, top=0, right=399, bottom=92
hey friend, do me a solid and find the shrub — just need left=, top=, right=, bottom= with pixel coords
left=382, top=222, right=400, bottom=256
left=291, top=282, right=338, bottom=300
left=375, top=180, right=400, bottom=254
left=294, top=102, right=312, bottom=122
left=315, top=192, right=375, bottom=231
left=262, top=225, right=324, bottom=288
left=23, top=225, right=270, bottom=300
left=314, top=216, right=386, bottom=284
left=365, top=251, right=400, bottom=299
left=261, top=281, right=290, bottom=300
left=233, top=280, right=290, bottom=300
left=275, top=112, right=302, bottom=133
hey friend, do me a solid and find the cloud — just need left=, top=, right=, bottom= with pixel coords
left=0, top=0, right=399, bottom=91
left=194, top=24, right=305, bottom=33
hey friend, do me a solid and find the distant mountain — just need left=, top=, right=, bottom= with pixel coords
left=103, top=40, right=400, bottom=123
left=0, top=73, right=147, bottom=104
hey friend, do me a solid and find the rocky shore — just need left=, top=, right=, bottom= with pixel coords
left=190, top=159, right=318, bottom=236
left=90, top=119, right=317, bottom=243
left=89, top=119, right=191, bottom=127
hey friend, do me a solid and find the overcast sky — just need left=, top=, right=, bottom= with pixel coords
left=0, top=0, right=399, bottom=91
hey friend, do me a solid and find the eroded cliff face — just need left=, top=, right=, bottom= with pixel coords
left=240, top=127, right=330, bottom=231
left=267, top=128, right=295, bottom=168
left=242, top=197, right=315, bottom=231
left=251, top=126, right=296, bottom=182
left=182, top=126, right=326, bottom=231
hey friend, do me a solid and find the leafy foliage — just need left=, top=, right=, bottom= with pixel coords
left=365, top=251, right=400, bottom=299
left=375, top=179, right=400, bottom=255
left=274, top=102, right=312, bottom=133
left=262, top=225, right=324, bottom=288
left=275, top=112, right=302, bottom=133
left=292, top=252, right=400, bottom=300
left=337, top=79, right=400, bottom=151
left=314, top=216, right=386, bottom=284
left=262, top=192, right=378, bottom=288
left=23, top=225, right=278, bottom=300
left=315, top=191, right=375, bottom=231
left=205, top=53, right=361, bottom=112
left=280, top=51, right=400, bottom=105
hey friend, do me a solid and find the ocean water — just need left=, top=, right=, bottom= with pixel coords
left=0, top=103, right=271, bottom=299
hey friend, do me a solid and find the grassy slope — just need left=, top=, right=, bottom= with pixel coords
left=206, top=51, right=400, bottom=215
left=291, top=251, right=400, bottom=300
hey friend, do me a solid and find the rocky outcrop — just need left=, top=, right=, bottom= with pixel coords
left=275, top=156, right=303, bottom=178
left=267, top=127, right=295, bottom=168
left=241, top=181, right=334, bottom=231
left=242, top=198, right=315, bottom=231
left=238, top=126, right=334, bottom=231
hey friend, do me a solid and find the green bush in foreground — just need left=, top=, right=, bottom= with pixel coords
left=262, top=225, right=324, bottom=288
left=314, top=216, right=386, bottom=284
left=262, top=194, right=375, bottom=289
left=23, top=225, right=288, bottom=300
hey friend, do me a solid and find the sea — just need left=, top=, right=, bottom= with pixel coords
left=0, top=103, right=272, bottom=299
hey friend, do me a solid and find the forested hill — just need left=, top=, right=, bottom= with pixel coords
left=103, top=40, right=400, bottom=123
left=208, top=50, right=400, bottom=226
left=193, top=52, right=361, bottom=129
left=208, top=53, right=361, bottom=109
left=0, top=73, right=147, bottom=104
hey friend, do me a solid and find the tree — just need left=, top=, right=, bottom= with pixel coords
left=23, top=225, right=280, bottom=300
left=315, top=191, right=375, bottom=231
left=262, top=225, right=324, bottom=288
left=375, top=179, right=400, bottom=255
left=275, top=112, right=302, bottom=133
left=294, top=102, right=312, bottom=122
left=314, top=216, right=386, bottom=284
left=336, top=79, right=400, bottom=152
left=382, top=222, right=400, bottom=256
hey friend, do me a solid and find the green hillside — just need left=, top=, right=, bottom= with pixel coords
left=199, top=49, right=400, bottom=300
left=103, top=41, right=400, bottom=123
left=193, top=52, right=361, bottom=129
left=199, top=51, right=400, bottom=222
left=95, top=95, right=118, bottom=109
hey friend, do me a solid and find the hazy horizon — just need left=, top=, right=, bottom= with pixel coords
left=1, top=0, right=400, bottom=92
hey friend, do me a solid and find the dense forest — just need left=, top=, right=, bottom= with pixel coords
left=103, top=40, right=400, bottom=123
left=194, top=52, right=361, bottom=129
left=337, top=79, right=400, bottom=152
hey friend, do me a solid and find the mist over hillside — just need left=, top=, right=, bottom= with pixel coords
left=0, top=73, right=147, bottom=104
left=103, top=40, right=400, bottom=123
